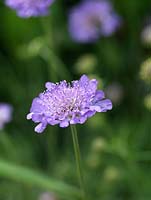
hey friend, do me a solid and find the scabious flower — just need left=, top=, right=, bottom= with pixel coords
left=68, top=0, right=121, bottom=43
left=0, top=103, right=12, bottom=130
left=5, top=0, right=54, bottom=18
left=27, top=75, right=112, bottom=133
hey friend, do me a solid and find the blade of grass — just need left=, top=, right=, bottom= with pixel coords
left=0, top=159, right=80, bottom=199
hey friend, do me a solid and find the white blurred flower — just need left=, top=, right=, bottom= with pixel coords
left=91, top=137, right=107, bottom=153
left=104, top=166, right=120, bottom=182
left=39, top=192, right=57, bottom=200
left=140, top=58, right=151, bottom=84
left=144, top=94, right=151, bottom=111
left=75, top=54, right=97, bottom=74
left=141, top=25, right=151, bottom=46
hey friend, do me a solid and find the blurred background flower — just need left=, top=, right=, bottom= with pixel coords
left=141, top=24, right=151, bottom=46
left=74, top=54, right=97, bottom=74
left=5, top=0, right=54, bottom=18
left=103, top=166, right=120, bottom=183
left=140, top=58, right=151, bottom=84
left=39, top=192, right=57, bottom=200
left=105, top=82, right=124, bottom=105
left=0, top=103, right=12, bottom=130
left=68, top=0, right=121, bottom=43
left=91, top=137, right=107, bottom=153
left=144, top=94, right=151, bottom=110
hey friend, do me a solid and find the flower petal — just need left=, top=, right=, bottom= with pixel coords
left=91, top=99, right=112, bottom=112
left=34, top=122, right=47, bottom=133
left=45, top=82, right=56, bottom=90
left=47, top=118, right=59, bottom=125
left=79, top=74, right=89, bottom=86
left=94, top=90, right=105, bottom=100
left=30, top=97, right=45, bottom=113
left=32, top=114, right=42, bottom=123
left=26, top=113, right=33, bottom=120
left=59, top=120, right=69, bottom=128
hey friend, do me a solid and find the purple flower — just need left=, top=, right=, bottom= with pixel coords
left=0, top=103, right=13, bottom=130
left=27, top=75, right=112, bottom=133
left=68, top=0, right=121, bottom=43
left=5, top=0, right=54, bottom=18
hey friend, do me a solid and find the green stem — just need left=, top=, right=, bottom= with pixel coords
left=40, top=17, right=71, bottom=81
left=40, top=17, right=57, bottom=81
left=40, top=17, right=54, bottom=50
left=70, top=125, right=86, bottom=200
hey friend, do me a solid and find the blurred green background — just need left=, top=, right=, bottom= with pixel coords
left=0, top=0, right=151, bottom=200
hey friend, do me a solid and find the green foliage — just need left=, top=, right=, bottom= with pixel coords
left=0, top=0, right=151, bottom=199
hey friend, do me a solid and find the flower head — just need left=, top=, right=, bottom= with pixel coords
left=5, top=0, right=54, bottom=18
left=68, top=0, right=121, bottom=43
left=0, top=103, right=13, bottom=130
left=27, top=75, right=112, bottom=133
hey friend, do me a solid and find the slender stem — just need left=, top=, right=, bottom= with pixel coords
left=40, top=17, right=72, bottom=81
left=70, top=125, right=86, bottom=200
left=40, top=17, right=54, bottom=50
left=40, top=17, right=71, bottom=81
left=40, top=17, right=57, bottom=81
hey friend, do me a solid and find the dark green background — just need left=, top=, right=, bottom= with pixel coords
left=0, top=0, right=151, bottom=199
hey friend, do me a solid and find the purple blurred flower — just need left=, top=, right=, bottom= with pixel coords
left=27, top=75, right=112, bottom=133
left=5, top=0, right=54, bottom=18
left=69, top=0, right=121, bottom=43
left=0, top=103, right=12, bottom=130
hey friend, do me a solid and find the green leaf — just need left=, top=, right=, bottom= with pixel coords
left=0, top=159, right=80, bottom=199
